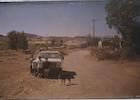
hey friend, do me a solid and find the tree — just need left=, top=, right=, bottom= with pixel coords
left=105, top=0, right=140, bottom=56
left=17, top=31, right=28, bottom=50
left=7, top=31, right=18, bottom=49
left=7, top=31, right=28, bottom=50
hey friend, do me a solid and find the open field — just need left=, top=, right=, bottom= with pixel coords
left=0, top=49, right=140, bottom=99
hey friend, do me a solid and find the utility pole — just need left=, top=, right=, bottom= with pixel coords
left=92, top=19, right=95, bottom=37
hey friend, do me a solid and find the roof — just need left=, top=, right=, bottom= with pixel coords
left=39, top=50, right=60, bottom=54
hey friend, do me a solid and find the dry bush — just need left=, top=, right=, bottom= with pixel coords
left=58, top=49, right=68, bottom=56
left=118, top=47, right=140, bottom=60
left=0, top=37, right=9, bottom=50
left=0, top=50, right=18, bottom=62
left=0, top=50, right=17, bottom=57
left=29, top=43, right=48, bottom=54
left=90, top=47, right=98, bottom=57
left=91, top=48, right=121, bottom=61
left=49, top=48, right=68, bottom=56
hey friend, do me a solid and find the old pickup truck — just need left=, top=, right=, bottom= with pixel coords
left=30, top=50, right=64, bottom=78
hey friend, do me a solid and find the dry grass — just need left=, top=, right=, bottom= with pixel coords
left=57, top=49, right=69, bottom=56
left=0, top=50, right=17, bottom=57
left=90, top=48, right=121, bottom=61
left=0, top=37, right=9, bottom=50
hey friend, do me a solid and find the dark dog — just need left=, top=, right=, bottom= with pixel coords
left=58, top=71, right=77, bottom=85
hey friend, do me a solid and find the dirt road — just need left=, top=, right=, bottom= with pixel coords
left=0, top=49, right=140, bottom=98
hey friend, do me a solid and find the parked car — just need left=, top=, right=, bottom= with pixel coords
left=30, top=50, right=64, bottom=78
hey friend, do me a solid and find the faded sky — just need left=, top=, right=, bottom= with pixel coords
left=0, top=1, right=116, bottom=36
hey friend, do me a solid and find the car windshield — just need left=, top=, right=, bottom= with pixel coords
left=39, top=53, right=61, bottom=58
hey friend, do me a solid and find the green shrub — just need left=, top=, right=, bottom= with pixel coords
left=7, top=31, right=28, bottom=50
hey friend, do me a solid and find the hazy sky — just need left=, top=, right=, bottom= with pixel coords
left=0, top=1, right=116, bottom=36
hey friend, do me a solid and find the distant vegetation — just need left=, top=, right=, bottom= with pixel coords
left=7, top=31, right=28, bottom=50
left=90, top=0, right=140, bottom=60
left=106, top=0, right=140, bottom=57
left=51, top=38, right=63, bottom=47
left=87, top=34, right=100, bottom=47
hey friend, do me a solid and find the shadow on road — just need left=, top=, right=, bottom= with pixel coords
left=31, top=67, right=77, bottom=85
left=35, top=69, right=77, bottom=80
left=47, top=70, right=77, bottom=80
left=66, top=83, right=79, bottom=86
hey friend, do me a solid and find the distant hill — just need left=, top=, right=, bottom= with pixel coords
left=24, top=33, right=39, bottom=38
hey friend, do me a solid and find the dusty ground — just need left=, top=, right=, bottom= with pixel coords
left=0, top=49, right=140, bottom=99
